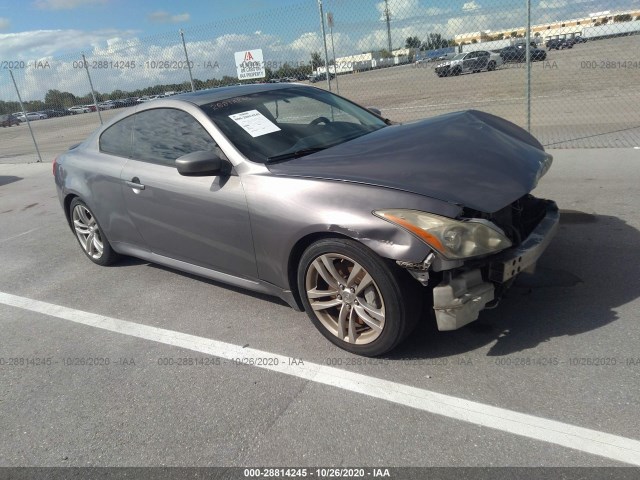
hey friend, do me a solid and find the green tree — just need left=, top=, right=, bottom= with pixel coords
left=405, top=35, right=421, bottom=49
left=378, top=49, right=394, bottom=58
left=310, top=51, right=324, bottom=69
left=44, top=89, right=77, bottom=108
left=421, top=33, right=452, bottom=50
left=614, top=14, right=632, bottom=22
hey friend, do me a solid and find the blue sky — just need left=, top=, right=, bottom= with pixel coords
left=1, top=0, right=636, bottom=99
left=0, top=0, right=640, bottom=59
left=0, top=0, right=308, bottom=38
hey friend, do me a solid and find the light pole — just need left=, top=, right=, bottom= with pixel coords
left=327, top=12, right=339, bottom=94
left=317, top=0, right=332, bottom=91
left=384, top=0, right=392, bottom=53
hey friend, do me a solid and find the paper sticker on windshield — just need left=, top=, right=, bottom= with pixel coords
left=228, top=110, right=280, bottom=137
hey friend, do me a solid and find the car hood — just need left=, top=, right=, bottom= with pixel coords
left=267, top=110, right=552, bottom=213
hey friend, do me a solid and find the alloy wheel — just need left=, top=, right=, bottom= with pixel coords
left=72, top=204, right=104, bottom=260
left=305, top=253, right=386, bottom=345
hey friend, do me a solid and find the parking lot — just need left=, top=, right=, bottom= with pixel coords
left=1, top=147, right=639, bottom=470
left=2, top=35, right=640, bottom=165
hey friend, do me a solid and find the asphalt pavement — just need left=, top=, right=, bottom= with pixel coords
left=0, top=149, right=639, bottom=471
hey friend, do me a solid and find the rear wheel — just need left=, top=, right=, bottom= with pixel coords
left=69, top=198, right=119, bottom=266
left=298, top=238, right=421, bottom=356
left=487, top=60, right=496, bottom=71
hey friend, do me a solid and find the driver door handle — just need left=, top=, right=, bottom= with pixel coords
left=125, top=177, right=145, bottom=190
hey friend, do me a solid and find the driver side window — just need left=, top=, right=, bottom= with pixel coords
left=132, top=108, right=217, bottom=167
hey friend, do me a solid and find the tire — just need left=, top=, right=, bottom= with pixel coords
left=297, top=238, right=422, bottom=356
left=487, top=61, right=496, bottom=71
left=452, top=67, right=461, bottom=76
left=69, top=198, right=119, bottom=266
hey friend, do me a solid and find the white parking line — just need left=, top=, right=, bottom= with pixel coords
left=0, top=228, right=40, bottom=243
left=1, top=290, right=639, bottom=466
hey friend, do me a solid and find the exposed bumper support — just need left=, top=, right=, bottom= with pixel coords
left=488, top=200, right=559, bottom=283
left=432, top=199, right=559, bottom=331
left=433, top=270, right=494, bottom=331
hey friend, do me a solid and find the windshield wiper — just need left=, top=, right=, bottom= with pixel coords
left=267, top=146, right=328, bottom=163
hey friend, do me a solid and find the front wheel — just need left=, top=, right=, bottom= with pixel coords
left=487, top=61, right=496, bottom=71
left=298, top=238, right=421, bottom=356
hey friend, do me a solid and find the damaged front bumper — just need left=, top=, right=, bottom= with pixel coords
left=432, top=199, right=559, bottom=331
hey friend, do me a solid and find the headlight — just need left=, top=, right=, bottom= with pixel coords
left=375, top=209, right=512, bottom=260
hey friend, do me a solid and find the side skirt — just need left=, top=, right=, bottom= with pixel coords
left=112, top=243, right=302, bottom=311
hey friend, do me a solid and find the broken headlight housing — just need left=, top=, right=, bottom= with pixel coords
left=375, top=209, right=512, bottom=260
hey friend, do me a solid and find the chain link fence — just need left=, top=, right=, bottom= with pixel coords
left=2, top=0, right=640, bottom=164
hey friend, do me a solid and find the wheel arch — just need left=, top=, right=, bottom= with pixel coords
left=63, top=193, right=79, bottom=230
left=286, top=227, right=424, bottom=311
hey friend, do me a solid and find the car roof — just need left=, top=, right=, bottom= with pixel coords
left=173, top=83, right=306, bottom=106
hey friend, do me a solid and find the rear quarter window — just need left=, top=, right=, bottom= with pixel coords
left=99, top=115, right=135, bottom=158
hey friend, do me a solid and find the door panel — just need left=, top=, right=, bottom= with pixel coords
left=117, top=107, right=257, bottom=278
left=477, top=53, right=490, bottom=70
left=120, top=160, right=257, bottom=278
left=462, top=54, right=476, bottom=72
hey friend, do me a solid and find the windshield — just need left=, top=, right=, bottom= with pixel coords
left=201, top=86, right=388, bottom=163
left=452, top=53, right=466, bottom=60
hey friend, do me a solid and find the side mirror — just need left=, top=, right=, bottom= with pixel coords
left=176, top=151, right=228, bottom=176
left=367, top=107, right=382, bottom=116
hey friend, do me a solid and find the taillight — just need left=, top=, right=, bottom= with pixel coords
left=53, top=157, right=58, bottom=176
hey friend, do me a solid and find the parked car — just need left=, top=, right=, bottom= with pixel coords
left=53, top=84, right=558, bottom=356
left=500, top=45, right=547, bottom=62
left=98, top=101, right=115, bottom=110
left=1, top=113, right=21, bottom=127
left=546, top=38, right=572, bottom=50
left=434, top=50, right=503, bottom=77
left=68, top=106, right=91, bottom=114
left=138, top=95, right=162, bottom=103
left=573, top=35, right=587, bottom=44
left=112, top=97, right=138, bottom=108
left=309, top=72, right=335, bottom=83
left=41, top=108, right=73, bottom=117
left=16, top=112, right=47, bottom=122
left=110, top=100, right=130, bottom=108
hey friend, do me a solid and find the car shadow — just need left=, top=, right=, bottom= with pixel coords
left=109, top=256, right=147, bottom=268
left=389, top=210, right=640, bottom=359
left=0, top=176, right=23, bottom=187
left=107, top=249, right=292, bottom=307
left=146, top=263, right=291, bottom=308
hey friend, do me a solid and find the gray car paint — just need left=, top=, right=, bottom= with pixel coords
left=268, top=110, right=550, bottom=213
left=54, top=84, right=548, bottom=309
left=120, top=159, right=257, bottom=277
